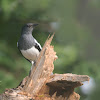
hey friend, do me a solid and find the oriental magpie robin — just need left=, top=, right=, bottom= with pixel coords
left=17, top=23, right=42, bottom=65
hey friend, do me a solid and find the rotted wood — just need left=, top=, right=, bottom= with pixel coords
left=22, top=33, right=57, bottom=95
left=0, top=33, right=90, bottom=100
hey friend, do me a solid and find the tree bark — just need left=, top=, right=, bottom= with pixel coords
left=0, top=33, right=90, bottom=100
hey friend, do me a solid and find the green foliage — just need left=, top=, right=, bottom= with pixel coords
left=1, top=0, right=52, bottom=20
left=0, top=70, right=18, bottom=93
left=54, top=45, right=78, bottom=73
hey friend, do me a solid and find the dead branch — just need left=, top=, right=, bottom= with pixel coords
left=0, top=33, right=90, bottom=100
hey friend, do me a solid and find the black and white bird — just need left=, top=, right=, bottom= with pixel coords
left=17, top=23, right=42, bottom=65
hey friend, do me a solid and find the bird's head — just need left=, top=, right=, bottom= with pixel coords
left=21, top=23, right=38, bottom=34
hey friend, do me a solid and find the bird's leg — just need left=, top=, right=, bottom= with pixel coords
left=31, top=61, right=36, bottom=68
left=29, top=61, right=34, bottom=76
left=29, top=70, right=31, bottom=76
left=29, top=61, right=37, bottom=76
left=31, top=61, right=34, bottom=65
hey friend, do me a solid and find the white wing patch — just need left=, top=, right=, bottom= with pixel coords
left=34, top=39, right=42, bottom=50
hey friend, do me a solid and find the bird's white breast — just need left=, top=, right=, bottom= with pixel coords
left=21, top=46, right=40, bottom=61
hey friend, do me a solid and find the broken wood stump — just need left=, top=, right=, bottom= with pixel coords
left=0, top=34, right=90, bottom=100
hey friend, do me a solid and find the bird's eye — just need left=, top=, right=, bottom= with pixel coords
left=27, top=25, right=31, bottom=28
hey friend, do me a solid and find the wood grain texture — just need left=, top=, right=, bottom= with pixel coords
left=0, top=34, right=90, bottom=100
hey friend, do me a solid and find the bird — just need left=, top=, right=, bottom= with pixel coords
left=17, top=23, right=42, bottom=65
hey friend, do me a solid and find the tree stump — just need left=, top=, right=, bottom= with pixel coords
left=0, top=34, right=90, bottom=100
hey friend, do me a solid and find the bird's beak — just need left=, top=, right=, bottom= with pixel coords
left=33, top=24, right=38, bottom=27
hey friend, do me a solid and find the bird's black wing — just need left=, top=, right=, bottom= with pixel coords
left=35, top=43, right=42, bottom=52
left=34, top=38, right=42, bottom=52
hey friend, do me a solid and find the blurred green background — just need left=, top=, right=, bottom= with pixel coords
left=0, top=0, right=100, bottom=99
